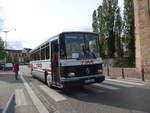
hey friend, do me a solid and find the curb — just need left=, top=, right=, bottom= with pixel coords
left=2, top=93, right=15, bottom=113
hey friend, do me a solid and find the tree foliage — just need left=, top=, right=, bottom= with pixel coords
left=0, top=38, right=6, bottom=60
left=92, top=10, right=98, bottom=32
left=13, top=56, right=19, bottom=62
left=0, top=9, right=5, bottom=60
left=97, top=5, right=106, bottom=57
left=6, top=55, right=12, bottom=63
left=92, top=0, right=122, bottom=58
left=115, top=8, right=122, bottom=58
left=24, top=56, right=30, bottom=63
left=124, top=0, right=135, bottom=65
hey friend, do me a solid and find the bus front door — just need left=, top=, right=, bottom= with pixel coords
left=51, top=40, right=60, bottom=86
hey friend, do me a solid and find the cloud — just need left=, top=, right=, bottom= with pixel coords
left=7, top=41, right=23, bottom=50
left=63, top=26, right=92, bottom=32
left=0, top=7, right=4, bottom=31
left=1, top=0, right=124, bottom=50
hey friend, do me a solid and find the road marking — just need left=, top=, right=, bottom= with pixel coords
left=71, top=91, right=88, bottom=98
left=85, top=86, right=105, bottom=93
left=106, top=79, right=144, bottom=86
left=15, top=89, right=27, bottom=106
left=39, top=85, right=67, bottom=102
left=20, top=74, right=49, bottom=113
left=75, top=92, right=88, bottom=98
left=104, top=81, right=133, bottom=88
left=94, top=83, right=120, bottom=90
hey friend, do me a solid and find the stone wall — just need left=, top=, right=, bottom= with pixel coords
left=103, top=66, right=150, bottom=80
left=134, top=0, right=150, bottom=76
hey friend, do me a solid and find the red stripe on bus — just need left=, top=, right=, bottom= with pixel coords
left=32, top=67, right=52, bottom=72
left=42, top=69, right=52, bottom=72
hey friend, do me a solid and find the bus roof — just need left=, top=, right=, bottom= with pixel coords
left=30, top=31, right=98, bottom=53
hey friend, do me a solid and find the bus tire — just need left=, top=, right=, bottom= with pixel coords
left=47, top=74, right=52, bottom=87
left=44, top=71, right=48, bottom=84
left=31, top=69, right=34, bottom=78
left=31, top=68, right=33, bottom=74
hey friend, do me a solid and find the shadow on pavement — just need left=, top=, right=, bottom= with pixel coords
left=0, top=109, right=2, bottom=113
left=0, top=73, right=22, bottom=84
left=61, top=85, right=150, bottom=113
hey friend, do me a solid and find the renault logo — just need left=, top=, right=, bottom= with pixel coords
left=86, top=68, right=90, bottom=74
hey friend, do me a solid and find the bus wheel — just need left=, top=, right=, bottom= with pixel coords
left=31, top=69, right=34, bottom=78
left=47, top=74, right=52, bottom=87
left=31, top=68, right=33, bottom=74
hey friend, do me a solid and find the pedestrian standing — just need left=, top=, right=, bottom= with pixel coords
left=13, top=62, right=19, bottom=80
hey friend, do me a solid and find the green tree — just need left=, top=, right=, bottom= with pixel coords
left=92, top=0, right=124, bottom=59
left=115, top=7, right=122, bottom=58
left=0, top=8, right=5, bottom=60
left=14, top=56, right=19, bottom=62
left=97, top=5, right=106, bottom=57
left=124, top=0, right=135, bottom=66
left=0, top=38, right=6, bottom=60
left=24, top=56, right=30, bottom=63
left=6, top=55, right=12, bottom=63
left=92, top=10, right=98, bottom=32
left=103, top=0, right=119, bottom=57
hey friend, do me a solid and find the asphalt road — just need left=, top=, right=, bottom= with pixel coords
left=18, top=66, right=150, bottom=113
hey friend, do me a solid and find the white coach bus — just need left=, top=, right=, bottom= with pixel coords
left=30, top=31, right=105, bottom=88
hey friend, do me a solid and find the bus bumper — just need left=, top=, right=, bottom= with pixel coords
left=61, top=74, right=105, bottom=87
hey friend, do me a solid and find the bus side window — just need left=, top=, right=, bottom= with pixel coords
left=46, top=44, right=49, bottom=59
left=41, top=48, right=46, bottom=60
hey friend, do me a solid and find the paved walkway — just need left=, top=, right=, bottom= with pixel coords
left=0, top=71, right=39, bottom=113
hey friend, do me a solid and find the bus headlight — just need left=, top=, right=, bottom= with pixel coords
left=68, top=72, right=75, bottom=77
left=98, top=69, right=103, bottom=74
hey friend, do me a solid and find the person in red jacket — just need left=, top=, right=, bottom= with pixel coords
left=13, top=62, right=19, bottom=80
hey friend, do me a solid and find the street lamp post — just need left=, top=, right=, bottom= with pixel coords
left=1, top=28, right=16, bottom=65
left=3, top=28, right=16, bottom=49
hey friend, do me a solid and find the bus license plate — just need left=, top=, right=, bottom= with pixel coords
left=85, top=79, right=95, bottom=83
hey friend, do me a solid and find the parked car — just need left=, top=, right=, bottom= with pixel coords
left=2, top=63, right=13, bottom=71
left=0, top=64, right=5, bottom=70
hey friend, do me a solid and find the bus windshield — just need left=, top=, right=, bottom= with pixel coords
left=61, top=33, right=100, bottom=60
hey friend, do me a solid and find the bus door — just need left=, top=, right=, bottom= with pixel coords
left=51, top=40, right=60, bottom=85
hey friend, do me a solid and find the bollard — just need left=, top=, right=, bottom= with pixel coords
left=107, top=64, right=109, bottom=76
left=122, top=68, right=125, bottom=79
left=141, top=67, right=145, bottom=81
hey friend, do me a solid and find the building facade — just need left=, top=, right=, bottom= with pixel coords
left=134, top=0, right=150, bottom=75
left=0, top=48, right=32, bottom=63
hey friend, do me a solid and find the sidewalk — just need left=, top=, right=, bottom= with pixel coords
left=105, top=75, right=147, bottom=84
left=0, top=71, right=39, bottom=113
left=0, top=71, right=19, bottom=113
left=0, top=71, right=14, bottom=75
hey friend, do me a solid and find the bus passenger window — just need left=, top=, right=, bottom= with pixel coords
left=37, top=50, right=40, bottom=60
left=46, top=46, right=49, bottom=59
left=41, top=48, right=46, bottom=60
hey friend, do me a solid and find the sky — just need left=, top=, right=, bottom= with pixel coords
left=0, top=0, right=124, bottom=50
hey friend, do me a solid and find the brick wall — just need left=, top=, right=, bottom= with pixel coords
left=134, top=0, right=150, bottom=75
left=103, top=66, right=150, bottom=80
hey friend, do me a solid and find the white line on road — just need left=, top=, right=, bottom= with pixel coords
left=104, top=81, right=134, bottom=88
left=39, top=85, right=67, bottom=102
left=15, top=89, right=27, bottom=106
left=106, top=79, right=144, bottom=86
left=71, top=91, right=88, bottom=98
left=94, top=83, right=120, bottom=90
left=85, top=86, right=105, bottom=93
left=19, top=73, right=49, bottom=113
